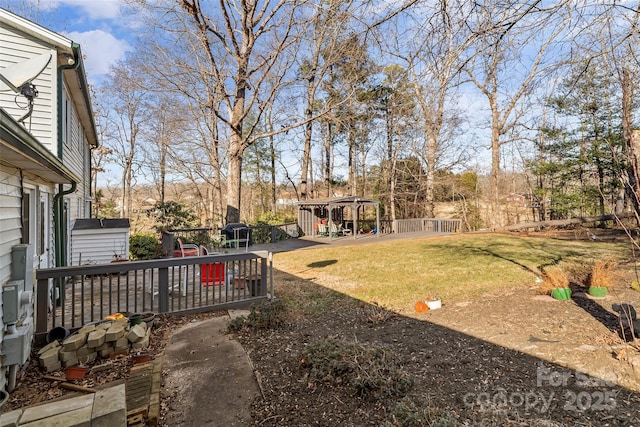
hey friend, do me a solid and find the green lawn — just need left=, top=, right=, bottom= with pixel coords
left=273, top=233, right=631, bottom=312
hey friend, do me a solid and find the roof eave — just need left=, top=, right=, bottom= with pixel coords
left=0, top=108, right=79, bottom=183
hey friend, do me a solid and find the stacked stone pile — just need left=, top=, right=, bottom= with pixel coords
left=37, top=317, right=151, bottom=372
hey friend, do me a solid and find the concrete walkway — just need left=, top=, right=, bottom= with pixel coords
left=161, top=311, right=259, bottom=426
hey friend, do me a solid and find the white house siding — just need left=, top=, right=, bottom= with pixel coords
left=0, top=22, right=56, bottom=153
left=61, top=88, right=84, bottom=177
left=0, top=169, right=22, bottom=287
left=0, top=165, right=56, bottom=391
left=61, top=87, right=92, bottom=221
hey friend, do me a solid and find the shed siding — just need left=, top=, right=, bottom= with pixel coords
left=71, top=228, right=130, bottom=265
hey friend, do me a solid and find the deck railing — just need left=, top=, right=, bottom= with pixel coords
left=35, top=251, right=272, bottom=344
left=393, top=218, right=462, bottom=234
left=169, top=222, right=299, bottom=247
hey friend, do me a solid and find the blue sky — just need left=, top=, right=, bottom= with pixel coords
left=2, top=0, right=133, bottom=85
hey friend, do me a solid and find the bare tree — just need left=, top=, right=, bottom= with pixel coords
left=464, top=1, right=569, bottom=228
left=297, top=0, right=361, bottom=200
left=382, top=0, right=471, bottom=218
left=174, top=0, right=309, bottom=223
left=98, top=63, right=151, bottom=219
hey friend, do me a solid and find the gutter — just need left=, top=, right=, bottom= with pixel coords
left=54, top=43, right=80, bottom=269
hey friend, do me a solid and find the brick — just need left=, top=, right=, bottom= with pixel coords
left=37, top=340, right=60, bottom=356
left=62, top=333, right=87, bottom=351
left=105, top=324, right=126, bottom=341
left=115, top=337, right=129, bottom=348
left=58, top=349, right=77, bottom=363
left=78, top=352, right=97, bottom=364
left=89, top=361, right=113, bottom=374
left=127, top=324, right=146, bottom=343
left=87, top=329, right=106, bottom=348
left=39, top=347, right=60, bottom=368
left=62, top=356, right=78, bottom=368
left=44, top=360, right=62, bottom=372
left=77, top=345, right=93, bottom=357
left=98, top=321, right=112, bottom=330
left=99, top=345, right=115, bottom=358
left=78, top=324, right=96, bottom=334
left=96, top=341, right=113, bottom=352
left=131, top=334, right=149, bottom=350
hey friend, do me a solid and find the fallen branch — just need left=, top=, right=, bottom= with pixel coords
left=499, top=214, right=633, bottom=231
left=60, top=383, right=97, bottom=393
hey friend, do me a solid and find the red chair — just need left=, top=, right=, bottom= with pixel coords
left=199, top=246, right=227, bottom=287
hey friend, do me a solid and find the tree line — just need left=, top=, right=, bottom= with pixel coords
left=84, top=0, right=639, bottom=230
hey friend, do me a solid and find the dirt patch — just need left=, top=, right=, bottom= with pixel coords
left=232, top=268, right=640, bottom=426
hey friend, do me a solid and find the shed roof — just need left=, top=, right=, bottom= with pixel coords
left=297, top=196, right=379, bottom=208
left=72, top=219, right=130, bottom=230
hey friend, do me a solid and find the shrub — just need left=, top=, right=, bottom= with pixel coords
left=588, top=257, right=619, bottom=288
left=300, top=338, right=413, bottom=399
left=381, top=397, right=457, bottom=427
left=129, top=233, right=161, bottom=260
left=538, top=264, right=569, bottom=294
left=227, top=299, right=287, bottom=333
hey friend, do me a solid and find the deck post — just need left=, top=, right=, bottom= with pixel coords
left=158, top=267, right=169, bottom=313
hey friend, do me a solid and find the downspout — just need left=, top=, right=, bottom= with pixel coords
left=54, top=43, right=80, bottom=272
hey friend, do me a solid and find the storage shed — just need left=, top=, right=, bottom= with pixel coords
left=70, top=219, right=130, bottom=265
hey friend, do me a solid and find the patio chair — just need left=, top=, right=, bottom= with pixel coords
left=200, top=246, right=227, bottom=287
left=173, top=238, right=200, bottom=296
left=317, top=223, right=328, bottom=237
left=329, top=222, right=349, bottom=237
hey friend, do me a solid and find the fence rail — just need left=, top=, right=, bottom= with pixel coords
left=393, top=218, right=462, bottom=234
left=169, top=222, right=298, bottom=247
left=35, top=251, right=272, bottom=345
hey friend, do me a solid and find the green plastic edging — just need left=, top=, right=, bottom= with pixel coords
left=588, top=286, right=608, bottom=298
left=551, top=288, right=572, bottom=300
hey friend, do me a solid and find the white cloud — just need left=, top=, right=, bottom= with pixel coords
left=31, top=0, right=122, bottom=20
left=64, top=29, right=129, bottom=79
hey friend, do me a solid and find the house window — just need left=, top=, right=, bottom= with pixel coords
left=63, top=92, right=74, bottom=148
left=21, top=191, right=31, bottom=244
left=21, top=188, right=37, bottom=246
left=40, top=197, right=46, bottom=256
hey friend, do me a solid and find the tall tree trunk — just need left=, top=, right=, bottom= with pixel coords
left=489, top=96, right=501, bottom=229
left=348, top=123, right=357, bottom=196
left=425, top=133, right=436, bottom=218
left=270, top=133, right=277, bottom=212
left=622, top=68, right=640, bottom=217
left=300, top=79, right=315, bottom=200
left=325, top=122, right=332, bottom=197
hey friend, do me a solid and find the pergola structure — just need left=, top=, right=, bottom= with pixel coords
left=297, top=196, right=381, bottom=239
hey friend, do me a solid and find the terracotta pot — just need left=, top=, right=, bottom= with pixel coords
left=132, top=352, right=150, bottom=364
left=66, top=366, right=87, bottom=380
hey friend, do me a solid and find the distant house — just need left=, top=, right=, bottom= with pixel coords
left=504, top=193, right=529, bottom=208
left=276, top=191, right=299, bottom=206
left=0, top=8, right=98, bottom=392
